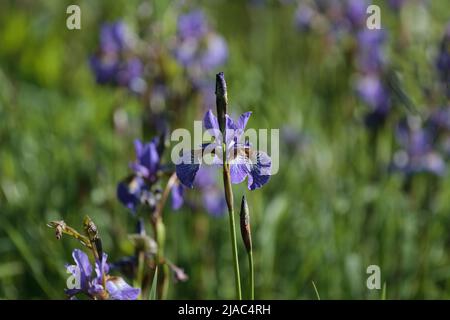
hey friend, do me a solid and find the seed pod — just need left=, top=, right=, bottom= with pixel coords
left=240, top=195, right=252, bottom=253
left=83, top=215, right=103, bottom=259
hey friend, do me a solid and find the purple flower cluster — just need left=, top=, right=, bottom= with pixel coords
left=173, top=10, right=228, bottom=76
left=117, top=138, right=183, bottom=213
left=66, top=249, right=140, bottom=300
left=176, top=110, right=272, bottom=191
left=89, top=22, right=144, bottom=92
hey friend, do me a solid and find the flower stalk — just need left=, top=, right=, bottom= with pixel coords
left=216, top=72, right=242, bottom=300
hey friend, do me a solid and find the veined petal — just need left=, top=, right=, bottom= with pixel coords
left=175, top=149, right=203, bottom=188
left=247, top=150, right=272, bottom=190
left=228, top=146, right=250, bottom=184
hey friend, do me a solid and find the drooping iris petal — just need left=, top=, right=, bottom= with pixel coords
left=247, top=150, right=272, bottom=190
left=171, top=183, right=184, bottom=210
left=176, top=150, right=202, bottom=188
left=106, top=277, right=140, bottom=300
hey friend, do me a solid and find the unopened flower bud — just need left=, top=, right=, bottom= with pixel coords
left=215, top=72, right=228, bottom=134
left=240, top=195, right=252, bottom=253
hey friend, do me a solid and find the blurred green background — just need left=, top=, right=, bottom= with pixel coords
left=1, top=0, right=450, bottom=299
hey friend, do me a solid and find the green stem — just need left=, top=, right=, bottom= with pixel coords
left=135, top=250, right=145, bottom=299
left=248, top=249, right=254, bottom=300
left=223, top=163, right=242, bottom=300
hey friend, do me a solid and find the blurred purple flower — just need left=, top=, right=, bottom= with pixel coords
left=391, top=118, right=445, bottom=176
left=436, top=23, right=450, bottom=97
left=294, top=4, right=316, bottom=31
left=177, top=10, right=208, bottom=40
left=176, top=110, right=272, bottom=190
left=356, top=29, right=387, bottom=73
left=174, top=10, right=228, bottom=73
left=65, top=249, right=140, bottom=300
left=118, top=138, right=184, bottom=213
left=356, top=74, right=391, bottom=129
left=171, top=182, right=184, bottom=210
left=345, top=0, right=368, bottom=29
left=194, top=167, right=226, bottom=216
left=100, top=22, right=128, bottom=53
left=90, top=21, right=143, bottom=91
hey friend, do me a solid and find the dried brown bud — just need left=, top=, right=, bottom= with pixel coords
left=48, top=220, right=66, bottom=240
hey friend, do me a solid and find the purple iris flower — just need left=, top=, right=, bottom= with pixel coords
left=65, top=249, right=140, bottom=300
left=117, top=138, right=184, bottom=212
left=391, top=118, right=445, bottom=176
left=90, top=21, right=143, bottom=91
left=175, top=110, right=272, bottom=190
left=117, top=176, right=146, bottom=213
left=436, top=23, right=450, bottom=97
left=131, top=139, right=160, bottom=182
left=173, top=10, right=228, bottom=73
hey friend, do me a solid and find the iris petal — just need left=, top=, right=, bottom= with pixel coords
left=247, top=150, right=272, bottom=190
left=106, top=277, right=140, bottom=300
left=176, top=150, right=202, bottom=188
left=72, top=249, right=92, bottom=291
left=204, top=109, right=220, bottom=132
left=228, top=147, right=250, bottom=184
left=236, top=112, right=252, bottom=131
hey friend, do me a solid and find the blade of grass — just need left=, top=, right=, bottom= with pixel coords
left=312, top=281, right=321, bottom=300
left=148, top=266, right=158, bottom=300
left=381, top=282, right=387, bottom=300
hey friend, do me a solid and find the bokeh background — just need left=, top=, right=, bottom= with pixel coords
left=0, top=0, right=450, bottom=299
